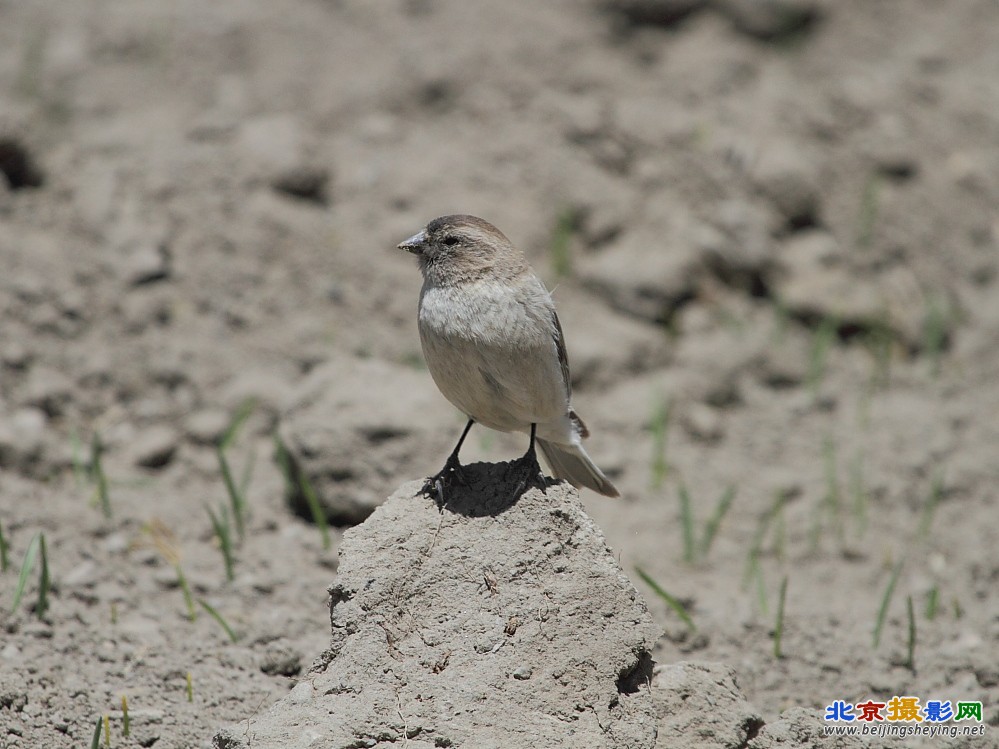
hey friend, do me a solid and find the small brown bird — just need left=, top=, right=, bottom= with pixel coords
left=398, top=214, right=619, bottom=498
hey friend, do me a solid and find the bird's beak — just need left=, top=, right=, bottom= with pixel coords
left=397, top=229, right=428, bottom=254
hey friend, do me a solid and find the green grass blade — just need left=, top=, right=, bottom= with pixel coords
left=774, top=575, right=788, bottom=659
left=91, top=434, right=112, bottom=519
left=0, top=519, right=9, bottom=572
left=186, top=672, right=193, bottom=702
left=175, top=564, right=196, bottom=621
left=650, top=399, right=672, bottom=489
left=217, top=447, right=246, bottom=541
left=678, top=484, right=696, bottom=564
left=873, top=561, right=903, bottom=648
left=917, top=471, right=944, bottom=540
left=274, top=433, right=330, bottom=550
left=70, top=429, right=88, bottom=489
left=90, top=716, right=102, bottom=749
left=742, top=489, right=787, bottom=587
left=635, top=566, right=696, bottom=633
left=856, top=172, right=881, bottom=249
left=549, top=207, right=576, bottom=280
left=11, top=533, right=40, bottom=613
left=35, top=533, right=50, bottom=618
left=206, top=505, right=235, bottom=582
left=198, top=598, right=240, bottom=643
left=925, top=586, right=938, bottom=620
left=121, top=695, right=130, bottom=738
left=905, top=595, right=916, bottom=672
left=700, top=486, right=736, bottom=558
left=807, top=317, right=837, bottom=398
left=219, top=398, right=257, bottom=451
left=238, top=447, right=257, bottom=496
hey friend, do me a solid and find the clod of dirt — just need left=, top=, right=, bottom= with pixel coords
left=715, top=0, right=821, bottom=43
left=214, top=464, right=663, bottom=748
left=601, top=0, right=708, bottom=30
left=0, top=137, right=44, bottom=190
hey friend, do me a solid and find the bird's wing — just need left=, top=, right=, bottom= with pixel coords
left=550, top=307, right=572, bottom=400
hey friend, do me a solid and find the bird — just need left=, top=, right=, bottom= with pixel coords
left=397, top=214, right=619, bottom=499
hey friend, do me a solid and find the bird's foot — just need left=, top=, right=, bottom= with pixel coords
left=422, top=455, right=466, bottom=510
left=507, top=450, right=543, bottom=499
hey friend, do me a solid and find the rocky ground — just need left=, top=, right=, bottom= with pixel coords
left=1, top=0, right=998, bottom=747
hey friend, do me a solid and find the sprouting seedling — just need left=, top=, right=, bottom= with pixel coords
left=742, top=489, right=788, bottom=587
left=806, top=316, right=838, bottom=398
left=649, top=398, right=672, bottom=490
left=856, top=172, right=881, bottom=249
left=749, top=557, right=768, bottom=616
left=103, top=714, right=111, bottom=748
left=862, top=318, right=894, bottom=389
left=922, top=293, right=949, bottom=379
left=219, top=398, right=257, bottom=451
left=274, top=433, right=331, bottom=550
left=848, top=450, right=868, bottom=538
left=185, top=671, right=193, bottom=702
left=206, top=504, right=236, bottom=582
left=916, top=470, right=944, bottom=540
left=904, top=595, right=916, bottom=673
left=678, top=484, right=696, bottom=565
left=121, top=695, right=130, bottom=738
left=11, top=532, right=50, bottom=618
left=90, top=433, right=112, bottom=519
left=549, top=207, right=576, bottom=280
left=873, top=561, right=903, bottom=648
left=925, top=587, right=939, bottom=620
left=0, top=519, right=9, bottom=572
left=773, top=575, right=788, bottom=659
left=90, top=716, right=102, bottom=749
left=217, top=448, right=247, bottom=542
left=198, top=598, right=240, bottom=643
left=141, top=521, right=196, bottom=620
left=70, top=429, right=89, bottom=489
left=110, top=602, right=118, bottom=625
left=700, top=486, right=737, bottom=559
left=821, top=435, right=844, bottom=545
left=770, top=294, right=790, bottom=345
left=635, top=566, right=696, bottom=633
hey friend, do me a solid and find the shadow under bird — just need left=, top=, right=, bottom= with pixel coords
left=398, top=214, right=619, bottom=499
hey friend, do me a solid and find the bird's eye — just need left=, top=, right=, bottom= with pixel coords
left=441, top=235, right=460, bottom=246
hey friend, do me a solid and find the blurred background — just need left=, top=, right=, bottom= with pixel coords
left=1, top=0, right=997, bottom=745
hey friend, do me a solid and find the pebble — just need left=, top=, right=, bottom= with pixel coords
left=184, top=408, right=230, bottom=445
left=127, top=425, right=179, bottom=469
left=124, top=241, right=171, bottom=286
left=752, top=143, right=822, bottom=228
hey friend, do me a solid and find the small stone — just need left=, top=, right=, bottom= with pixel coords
left=184, top=409, right=230, bottom=445
left=682, top=403, right=723, bottom=443
left=752, top=143, right=822, bottom=228
left=128, top=425, right=179, bottom=469
left=63, top=560, right=99, bottom=588
left=271, top=166, right=330, bottom=205
left=1, top=341, right=32, bottom=369
left=260, top=645, right=303, bottom=677
left=0, top=407, right=46, bottom=470
left=512, top=666, right=533, bottom=680
left=21, top=368, right=73, bottom=417
left=125, top=241, right=171, bottom=286
left=601, top=0, right=706, bottom=29
left=716, top=0, right=820, bottom=42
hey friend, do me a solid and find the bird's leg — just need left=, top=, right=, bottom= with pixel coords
left=423, top=419, right=474, bottom=505
left=509, top=423, right=542, bottom=495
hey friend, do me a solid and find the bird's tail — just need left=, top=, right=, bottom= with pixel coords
left=536, top=438, right=619, bottom=498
